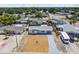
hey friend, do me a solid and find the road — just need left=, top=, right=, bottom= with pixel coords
left=64, top=43, right=79, bottom=54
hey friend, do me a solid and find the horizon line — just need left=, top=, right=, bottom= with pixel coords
left=0, top=4, right=79, bottom=7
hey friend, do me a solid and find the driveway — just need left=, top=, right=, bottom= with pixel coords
left=47, top=35, right=60, bottom=54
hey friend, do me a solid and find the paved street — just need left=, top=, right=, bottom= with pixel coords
left=64, top=43, right=79, bottom=54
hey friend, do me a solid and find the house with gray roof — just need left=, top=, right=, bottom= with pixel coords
left=15, top=17, right=28, bottom=24
left=0, top=24, right=26, bottom=35
left=56, top=24, right=79, bottom=38
left=29, top=18, right=48, bottom=26
left=28, top=25, right=52, bottom=35
left=56, top=24, right=79, bottom=33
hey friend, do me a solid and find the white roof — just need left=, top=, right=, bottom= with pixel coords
left=14, top=24, right=23, bottom=27
left=41, top=25, right=47, bottom=26
left=61, top=32, right=70, bottom=39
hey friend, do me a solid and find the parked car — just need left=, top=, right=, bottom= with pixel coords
left=60, top=32, right=70, bottom=44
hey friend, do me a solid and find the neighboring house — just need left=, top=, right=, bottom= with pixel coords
left=29, top=18, right=48, bottom=26
left=0, top=24, right=5, bottom=27
left=13, top=14, right=19, bottom=17
left=0, top=25, right=26, bottom=35
left=56, top=24, right=77, bottom=32
left=15, top=17, right=28, bottom=24
left=56, top=12, right=73, bottom=18
left=67, top=14, right=73, bottom=18
left=56, top=24, right=79, bottom=38
left=29, top=21, right=41, bottom=26
left=56, top=12, right=71, bottom=16
left=51, top=18, right=67, bottom=26
left=26, top=14, right=36, bottom=18
left=13, top=14, right=25, bottom=18
left=28, top=25, right=52, bottom=35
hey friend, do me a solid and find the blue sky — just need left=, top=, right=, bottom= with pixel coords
left=0, top=4, right=79, bottom=7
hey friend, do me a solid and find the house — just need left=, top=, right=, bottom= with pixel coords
left=0, top=24, right=5, bottom=27
left=56, top=12, right=71, bottom=16
left=29, top=18, right=48, bottom=26
left=51, top=18, right=67, bottom=26
left=15, top=17, right=28, bottom=24
left=56, top=24, right=79, bottom=39
left=0, top=24, right=26, bottom=35
left=28, top=25, right=52, bottom=35
left=56, top=12, right=73, bottom=18
left=67, top=14, right=73, bottom=18
left=26, top=14, right=35, bottom=18
left=13, top=14, right=19, bottom=17
left=13, top=14, right=25, bottom=18
left=56, top=24, right=76, bottom=32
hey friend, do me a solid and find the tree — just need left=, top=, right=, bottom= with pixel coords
left=0, top=13, right=17, bottom=25
left=69, top=15, right=77, bottom=24
left=27, top=19, right=32, bottom=24
left=69, top=20, right=76, bottom=24
left=35, top=11, right=43, bottom=18
left=75, top=12, right=79, bottom=17
left=16, top=15, right=21, bottom=20
left=3, top=29, right=11, bottom=40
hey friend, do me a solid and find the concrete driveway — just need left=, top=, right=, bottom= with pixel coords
left=47, top=35, right=60, bottom=54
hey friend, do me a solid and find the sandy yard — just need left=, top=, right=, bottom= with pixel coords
left=19, top=35, right=49, bottom=52
left=0, top=35, right=6, bottom=40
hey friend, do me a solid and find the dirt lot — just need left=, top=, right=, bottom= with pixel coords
left=19, top=35, right=49, bottom=52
